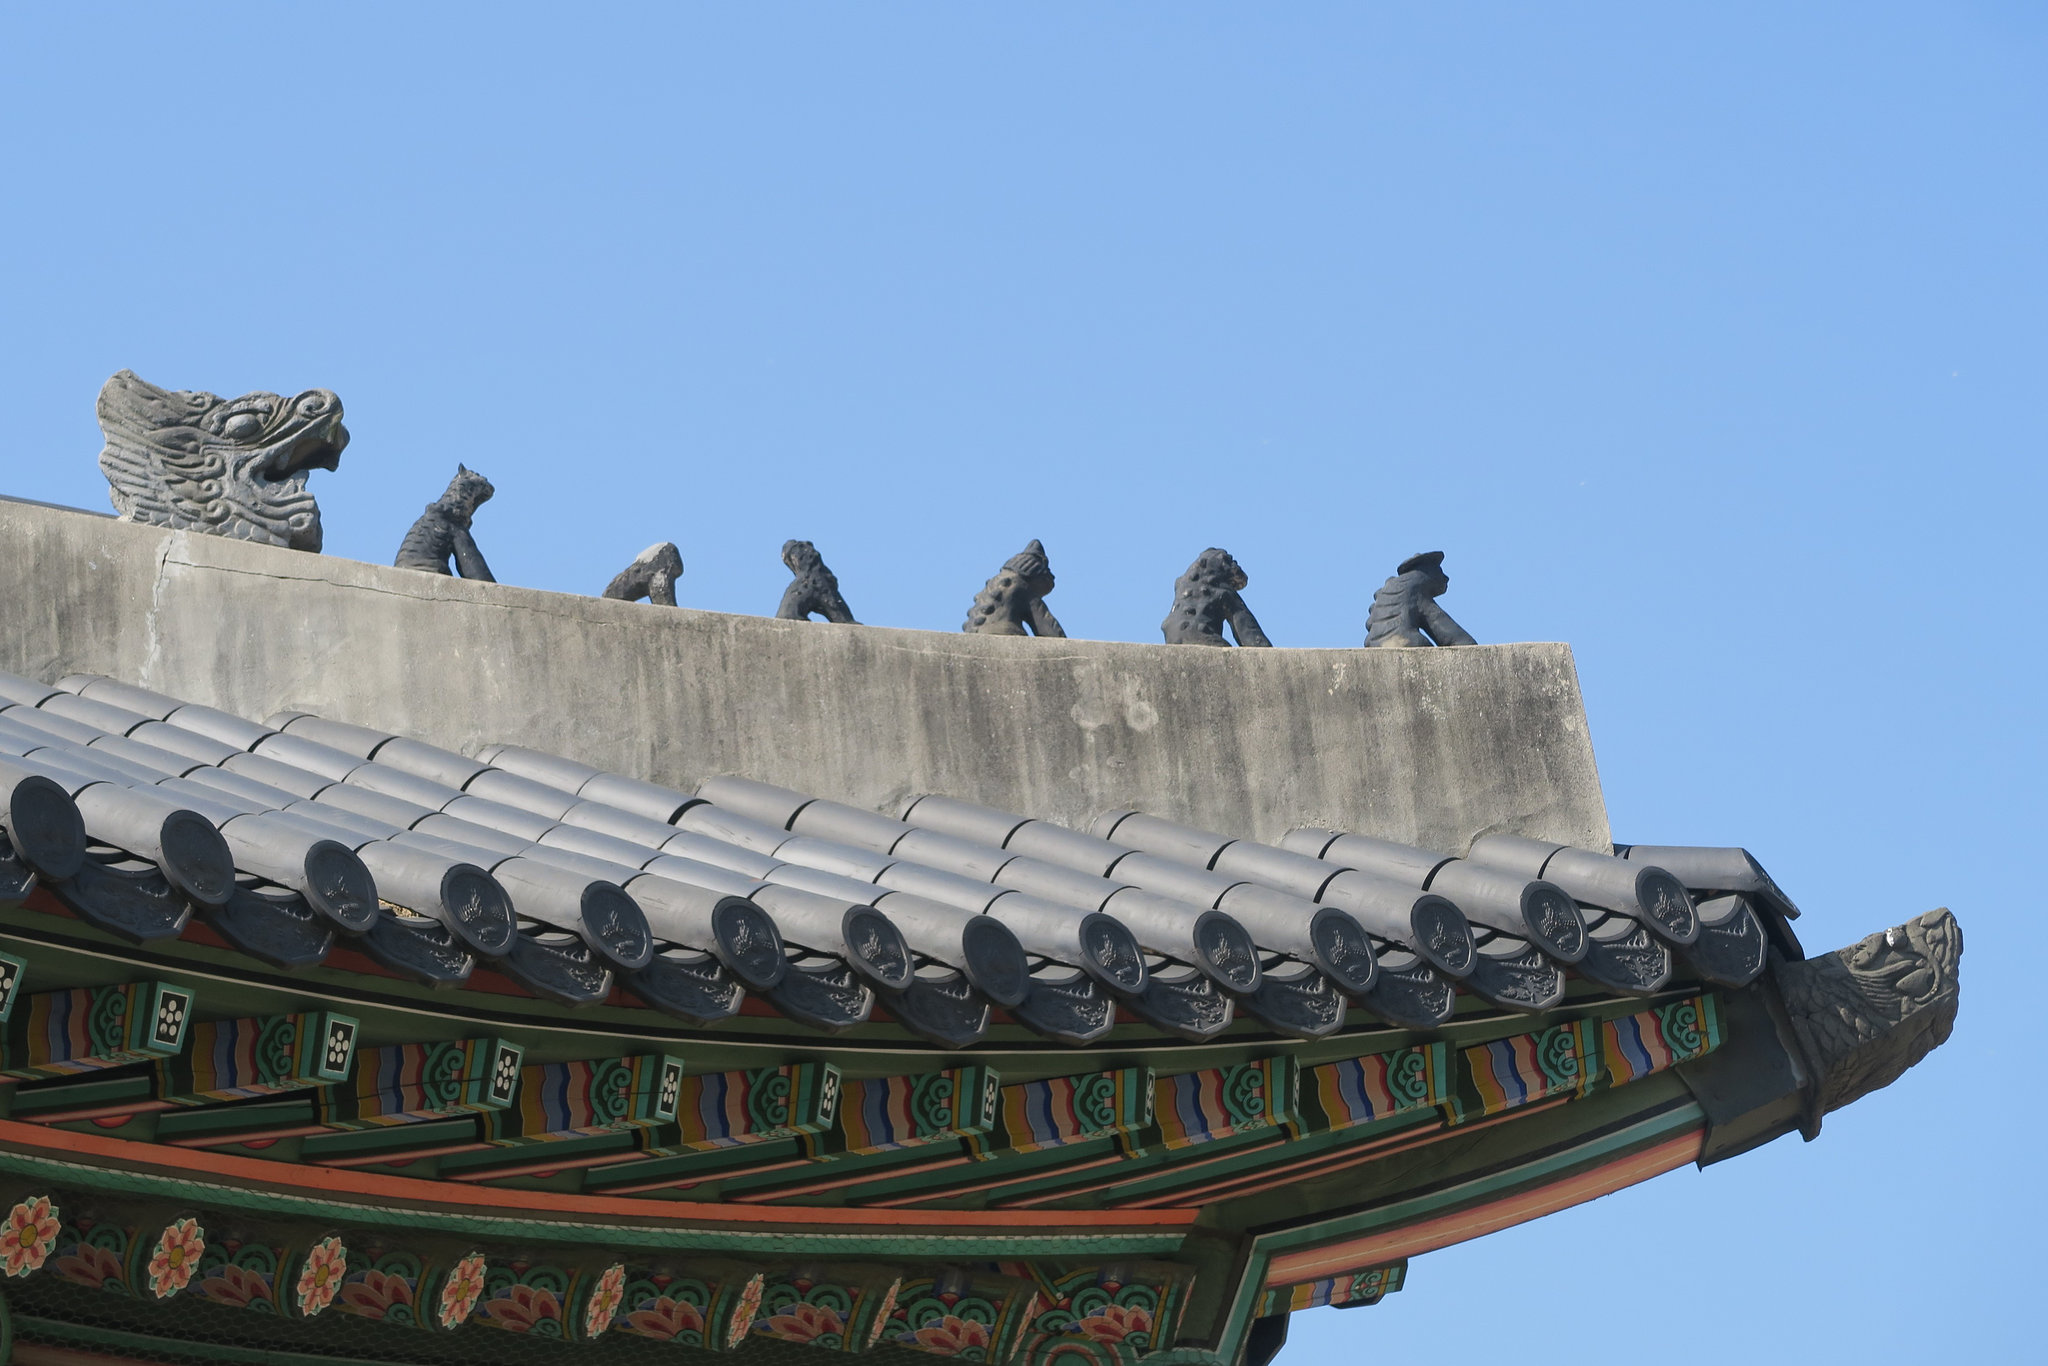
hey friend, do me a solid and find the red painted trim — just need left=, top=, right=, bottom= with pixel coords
left=0, top=1117, right=1194, bottom=1233
left=1261, top=1128, right=1704, bottom=1284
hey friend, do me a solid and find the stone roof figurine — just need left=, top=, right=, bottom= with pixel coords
left=776, top=539, right=857, bottom=623
left=1775, top=908, right=1961, bottom=1122
left=1161, top=548, right=1271, bottom=647
left=603, top=542, right=684, bottom=606
left=394, top=465, right=496, bottom=581
left=95, top=369, right=348, bottom=552
left=963, top=539, right=1066, bottom=637
left=1364, top=551, right=1476, bottom=648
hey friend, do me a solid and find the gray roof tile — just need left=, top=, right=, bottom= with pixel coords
left=0, top=667, right=1779, bottom=1050
left=129, top=719, right=241, bottom=767
left=59, top=674, right=185, bottom=719
left=696, top=776, right=812, bottom=829
left=461, top=767, right=583, bottom=820
left=0, top=670, right=59, bottom=707
left=252, top=731, right=370, bottom=782
left=162, top=702, right=275, bottom=750
left=372, top=737, right=491, bottom=790
left=39, top=691, right=153, bottom=736
left=272, top=713, right=396, bottom=759
left=0, top=701, right=105, bottom=747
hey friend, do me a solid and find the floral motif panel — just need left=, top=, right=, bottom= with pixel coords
left=874, top=1267, right=1043, bottom=1360
left=611, top=1258, right=766, bottom=1351
left=470, top=1260, right=583, bottom=1338
left=752, top=1264, right=902, bottom=1352
left=1000, top=1262, right=1196, bottom=1366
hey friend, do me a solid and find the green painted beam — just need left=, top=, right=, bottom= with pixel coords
left=581, top=1133, right=808, bottom=1192
left=3, top=1070, right=154, bottom=1118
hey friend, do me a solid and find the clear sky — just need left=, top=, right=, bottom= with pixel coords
left=3, top=5, right=2039, bottom=1360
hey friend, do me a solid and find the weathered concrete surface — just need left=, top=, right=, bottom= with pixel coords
left=0, top=497, right=1610, bottom=853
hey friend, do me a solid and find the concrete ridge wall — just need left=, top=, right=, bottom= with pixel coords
left=0, top=497, right=1610, bottom=853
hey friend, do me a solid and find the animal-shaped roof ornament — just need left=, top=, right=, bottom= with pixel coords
left=394, top=465, right=496, bottom=581
left=776, top=539, right=857, bottom=623
left=95, top=369, right=348, bottom=552
left=1776, top=908, right=1962, bottom=1125
left=963, top=539, right=1065, bottom=637
left=1364, top=550, right=1476, bottom=648
left=1161, top=548, right=1271, bottom=647
left=603, top=542, right=684, bottom=607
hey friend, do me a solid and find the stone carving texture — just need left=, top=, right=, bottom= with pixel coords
left=963, top=539, right=1065, bottom=637
left=776, top=540, right=857, bottom=624
left=603, top=542, right=684, bottom=607
left=96, top=370, right=348, bottom=552
left=1365, top=551, right=1476, bottom=648
left=394, top=466, right=496, bottom=581
left=1773, top=908, right=1962, bottom=1118
left=1161, top=549, right=1271, bottom=647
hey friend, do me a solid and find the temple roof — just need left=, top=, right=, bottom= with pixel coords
left=0, top=499, right=1958, bottom=1366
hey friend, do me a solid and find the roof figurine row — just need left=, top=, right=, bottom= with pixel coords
left=92, top=371, right=1477, bottom=650
left=0, top=666, right=1803, bottom=1053
left=652, top=533, right=1474, bottom=652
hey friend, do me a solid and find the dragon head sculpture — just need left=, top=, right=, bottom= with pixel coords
left=1774, top=907, right=1962, bottom=1118
left=96, top=369, right=348, bottom=552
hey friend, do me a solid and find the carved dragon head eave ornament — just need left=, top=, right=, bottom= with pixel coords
left=96, top=369, right=348, bottom=552
left=1773, top=906, right=1963, bottom=1128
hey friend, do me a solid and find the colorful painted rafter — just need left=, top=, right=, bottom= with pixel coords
left=0, top=960, right=1728, bottom=1364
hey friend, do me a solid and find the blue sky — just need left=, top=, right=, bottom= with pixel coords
left=3, top=5, right=2039, bottom=1360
